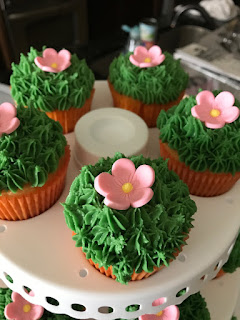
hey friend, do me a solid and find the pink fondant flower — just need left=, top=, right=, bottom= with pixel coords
left=94, top=158, right=155, bottom=210
left=191, top=90, right=240, bottom=129
left=4, top=291, right=44, bottom=320
left=139, top=305, right=180, bottom=320
left=34, top=48, right=71, bottom=73
left=129, top=45, right=165, bottom=68
left=0, top=103, right=20, bottom=137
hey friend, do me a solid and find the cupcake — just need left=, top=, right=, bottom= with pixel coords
left=10, top=47, right=95, bottom=133
left=157, top=90, right=240, bottom=196
left=0, top=287, right=75, bottom=319
left=0, top=102, right=70, bottom=221
left=215, top=232, right=240, bottom=278
left=108, top=45, right=188, bottom=127
left=63, top=153, right=196, bottom=284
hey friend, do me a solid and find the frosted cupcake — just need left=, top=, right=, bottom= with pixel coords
left=0, top=103, right=70, bottom=221
left=10, top=47, right=95, bottom=133
left=63, top=153, right=196, bottom=284
left=157, top=90, right=240, bottom=196
left=108, top=45, right=188, bottom=127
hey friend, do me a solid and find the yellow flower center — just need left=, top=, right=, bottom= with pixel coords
left=144, top=57, right=151, bottom=63
left=157, top=311, right=163, bottom=316
left=210, top=109, right=221, bottom=117
left=51, top=63, right=58, bottom=68
left=23, top=304, right=31, bottom=313
left=122, top=182, right=133, bottom=193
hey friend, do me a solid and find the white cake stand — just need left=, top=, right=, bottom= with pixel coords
left=0, top=81, right=239, bottom=320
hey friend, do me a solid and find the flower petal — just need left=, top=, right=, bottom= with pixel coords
left=196, top=90, right=215, bottom=106
left=205, top=118, right=226, bottom=129
left=58, top=49, right=71, bottom=61
left=42, top=48, right=58, bottom=59
left=151, top=54, right=165, bottom=66
left=0, top=103, right=17, bottom=119
left=129, top=55, right=141, bottom=67
left=134, top=46, right=148, bottom=57
left=132, top=165, right=155, bottom=189
left=112, top=159, right=136, bottom=184
left=162, top=305, right=180, bottom=320
left=2, top=117, right=20, bottom=134
left=4, top=302, right=22, bottom=320
left=139, top=62, right=154, bottom=68
left=191, top=104, right=213, bottom=122
left=94, top=172, right=120, bottom=197
left=215, top=91, right=235, bottom=110
left=29, top=304, right=44, bottom=320
left=221, top=106, right=240, bottom=123
left=104, top=192, right=130, bottom=210
left=149, top=45, right=162, bottom=56
left=130, top=187, right=154, bottom=208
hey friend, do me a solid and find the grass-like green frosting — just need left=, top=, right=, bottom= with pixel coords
left=178, top=292, right=210, bottom=320
left=63, top=153, right=196, bottom=284
left=109, top=52, right=188, bottom=104
left=223, top=232, right=240, bottom=273
left=0, top=105, right=66, bottom=193
left=0, top=287, right=73, bottom=319
left=157, top=90, right=240, bottom=175
left=10, top=47, right=95, bottom=112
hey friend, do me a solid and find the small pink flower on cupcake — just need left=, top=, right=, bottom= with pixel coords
left=129, top=45, right=165, bottom=68
left=191, top=91, right=240, bottom=129
left=4, top=291, right=44, bottom=320
left=140, top=305, right=180, bottom=320
left=0, top=102, right=20, bottom=137
left=34, top=48, right=71, bottom=73
left=94, top=158, right=155, bottom=210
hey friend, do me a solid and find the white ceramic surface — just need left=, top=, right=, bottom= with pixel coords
left=74, top=108, right=149, bottom=166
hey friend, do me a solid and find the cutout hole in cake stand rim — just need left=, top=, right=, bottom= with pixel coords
left=0, top=225, right=7, bottom=233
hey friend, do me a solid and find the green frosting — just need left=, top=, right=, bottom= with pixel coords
left=0, top=287, right=73, bottom=319
left=109, top=52, right=188, bottom=105
left=63, top=153, right=196, bottom=284
left=178, top=292, right=210, bottom=320
left=0, top=105, right=66, bottom=193
left=157, top=90, right=240, bottom=175
left=223, top=232, right=240, bottom=273
left=10, top=47, right=95, bottom=112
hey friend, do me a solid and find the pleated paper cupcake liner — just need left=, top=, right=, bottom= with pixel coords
left=160, top=141, right=240, bottom=197
left=0, top=145, right=70, bottom=221
left=108, top=80, right=185, bottom=128
left=46, top=89, right=95, bottom=133
left=82, top=237, right=187, bottom=282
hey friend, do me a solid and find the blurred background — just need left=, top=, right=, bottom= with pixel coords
left=0, top=0, right=240, bottom=85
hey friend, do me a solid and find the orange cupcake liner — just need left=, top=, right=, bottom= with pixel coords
left=76, top=235, right=188, bottom=282
left=45, top=89, right=95, bottom=134
left=214, top=268, right=226, bottom=279
left=108, top=80, right=185, bottom=128
left=0, top=145, right=70, bottom=221
left=159, top=141, right=240, bottom=196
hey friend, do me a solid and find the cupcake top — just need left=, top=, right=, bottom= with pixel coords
left=10, top=47, right=95, bottom=112
left=0, top=103, right=66, bottom=194
left=63, top=152, right=196, bottom=284
left=222, top=232, right=240, bottom=273
left=109, top=46, right=188, bottom=105
left=157, top=90, right=240, bottom=174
